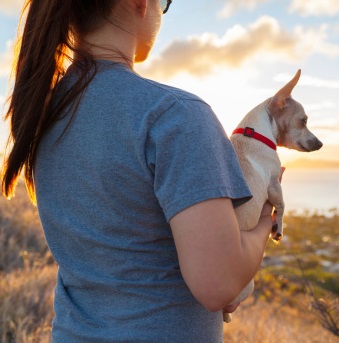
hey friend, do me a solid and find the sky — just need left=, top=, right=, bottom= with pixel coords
left=1, top=0, right=339, bottom=165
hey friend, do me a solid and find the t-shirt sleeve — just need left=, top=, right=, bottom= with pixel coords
left=146, top=98, right=252, bottom=222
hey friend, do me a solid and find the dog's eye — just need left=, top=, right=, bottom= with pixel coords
left=302, top=118, right=308, bottom=125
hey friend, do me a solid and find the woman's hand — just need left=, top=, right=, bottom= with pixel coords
left=260, top=201, right=274, bottom=218
left=280, top=167, right=286, bottom=182
left=222, top=302, right=240, bottom=314
left=222, top=302, right=240, bottom=323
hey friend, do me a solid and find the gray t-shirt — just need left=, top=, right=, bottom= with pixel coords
left=35, top=61, right=251, bottom=342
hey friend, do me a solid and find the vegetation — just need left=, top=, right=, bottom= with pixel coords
left=224, top=209, right=339, bottom=342
left=0, top=184, right=56, bottom=342
left=0, top=183, right=338, bottom=342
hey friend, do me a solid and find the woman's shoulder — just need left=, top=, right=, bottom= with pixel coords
left=97, top=61, right=209, bottom=108
left=138, top=76, right=207, bottom=105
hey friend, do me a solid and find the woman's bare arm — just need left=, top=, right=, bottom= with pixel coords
left=170, top=198, right=272, bottom=312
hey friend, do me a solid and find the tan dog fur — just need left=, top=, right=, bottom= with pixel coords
left=224, top=70, right=323, bottom=322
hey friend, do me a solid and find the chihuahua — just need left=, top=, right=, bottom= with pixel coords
left=223, top=70, right=323, bottom=322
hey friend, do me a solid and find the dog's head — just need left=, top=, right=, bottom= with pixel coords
left=267, top=70, right=323, bottom=152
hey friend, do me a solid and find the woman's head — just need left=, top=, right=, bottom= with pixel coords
left=74, top=0, right=164, bottom=64
left=2, top=0, right=170, bottom=201
left=72, top=0, right=165, bottom=63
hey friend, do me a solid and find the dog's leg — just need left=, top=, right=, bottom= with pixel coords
left=268, top=182, right=285, bottom=242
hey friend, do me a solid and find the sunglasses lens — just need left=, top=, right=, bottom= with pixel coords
left=159, top=0, right=167, bottom=12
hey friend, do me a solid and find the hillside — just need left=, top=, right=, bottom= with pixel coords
left=0, top=183, right=338, bottom=342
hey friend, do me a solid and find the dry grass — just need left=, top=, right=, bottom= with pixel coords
left=0, top=182, right=338, bottom=342
left=0, top=184, right=48, bottom=273
left=223, top=295, right=338, bottom=343
left=0, top=183, right=56, bottom=342
left=0, top=261, right=56, bottom=343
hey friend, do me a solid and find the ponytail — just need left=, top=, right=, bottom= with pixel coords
left=2, top=0, right=116, bottom=202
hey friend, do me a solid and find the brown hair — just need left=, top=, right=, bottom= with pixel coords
left=2, top=0, right=118, bottom=202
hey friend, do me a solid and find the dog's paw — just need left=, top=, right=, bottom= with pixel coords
left=272, top=232, right=282, bottom=244
left=271, top=224, right=283, bottom=244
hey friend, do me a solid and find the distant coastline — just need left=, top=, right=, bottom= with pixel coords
left=282, top=167, right=339, bottom=212
left=284, top=158, right=339, bottom=169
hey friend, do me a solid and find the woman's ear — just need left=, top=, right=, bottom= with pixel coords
left=136, top=0, right=147, bottom=18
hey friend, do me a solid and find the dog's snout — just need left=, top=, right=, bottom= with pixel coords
left=297, top=138, right=323, bottom=152
left=309, top=138, right=323, bottom=151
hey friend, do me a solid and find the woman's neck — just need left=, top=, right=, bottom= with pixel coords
left=76, top=19, right=137, bottom=68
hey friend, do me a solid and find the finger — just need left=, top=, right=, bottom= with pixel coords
left=279, top=167, right=286, bottom=183
left=261, top=201, right=273, bottom=217
left=222, top=303, right=240, bottom=314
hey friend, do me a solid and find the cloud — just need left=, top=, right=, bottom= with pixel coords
left=290, top=0, right=339, bottom=16
left=0, top=40, right=14, bottom=79
left=274, top=73, right=339, bottom=89
left=303, top=102, right=336, bottom=114
left=0, top=0, right=23, bottom=15
left=0, top=95, right=5, bottom=110
left=138, top=16, right=339, bottom=79
left=218, top=0, right=270, bottom=18
left=313, top=125, right=339, bottom=132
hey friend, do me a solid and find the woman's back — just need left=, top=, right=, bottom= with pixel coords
left=35, top=61, right=225, bottom=342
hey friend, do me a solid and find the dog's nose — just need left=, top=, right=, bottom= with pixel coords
left=315, top=139, right=323, bottom=150
left=308, top=138, right=323, bottom=151
left=318, top=140, right=323, bottom=149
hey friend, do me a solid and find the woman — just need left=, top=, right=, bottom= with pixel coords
left=2, top=0, right=276, bottom=341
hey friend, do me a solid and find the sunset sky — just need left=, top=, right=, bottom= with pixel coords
left=1, top=0, right=339, bottom=165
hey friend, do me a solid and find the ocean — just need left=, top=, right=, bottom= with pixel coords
left=282, top=168, right=339, bottom=214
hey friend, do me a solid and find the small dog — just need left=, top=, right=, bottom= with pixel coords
left=224, top=70, right=323, bottom=322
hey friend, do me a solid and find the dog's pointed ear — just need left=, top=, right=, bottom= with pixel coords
left=270, top=69, right=301, bottom=110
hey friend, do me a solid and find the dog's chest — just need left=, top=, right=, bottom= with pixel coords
left=245, top=155, right=269, bottom=182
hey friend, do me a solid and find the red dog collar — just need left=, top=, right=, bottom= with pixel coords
left=232, top=127, right=277, bottom=151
